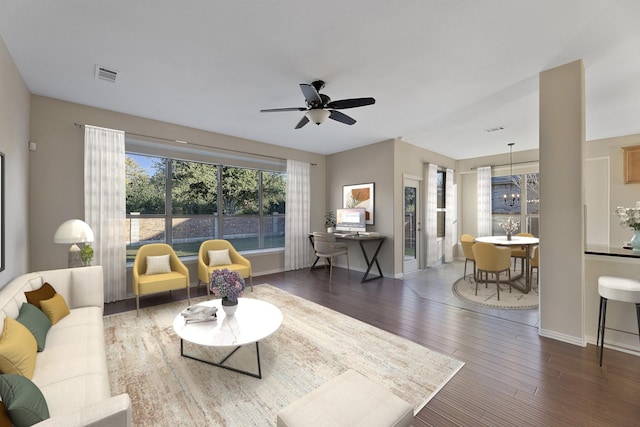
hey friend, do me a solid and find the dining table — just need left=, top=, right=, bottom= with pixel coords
left=474, top=235, right=540, bottom=293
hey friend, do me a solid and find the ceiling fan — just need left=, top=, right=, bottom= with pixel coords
left=260, top=80, right=375, bottom=129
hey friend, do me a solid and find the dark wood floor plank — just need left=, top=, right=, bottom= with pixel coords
left=105, top=264, right=640, bottom=426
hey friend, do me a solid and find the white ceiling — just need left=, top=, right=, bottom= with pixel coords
left=1, top=0, right=639, bottom=159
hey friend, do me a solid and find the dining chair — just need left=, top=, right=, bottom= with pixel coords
left=472, top=242, right=512, bottom=300
left=511, top=232, right=534, bottom=271
left=460, top=234, right=476, bottom=282
left=310, top=232, right=350, bottom=285
left=530, top=245, right=539, bottom=287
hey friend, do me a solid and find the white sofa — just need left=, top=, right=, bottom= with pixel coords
left=0, top=266, right=131, bottom=427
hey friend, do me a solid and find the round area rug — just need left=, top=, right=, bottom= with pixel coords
left=452, top=275, right=539, bottom=310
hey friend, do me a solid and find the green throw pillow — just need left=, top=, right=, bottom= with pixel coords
left=16, top=303, right=52, bottom=352
left=0, top=374, right=49, bottom=427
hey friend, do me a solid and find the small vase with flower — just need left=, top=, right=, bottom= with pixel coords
left=614, top=202, right=640, bottom=252
left=209, top=268, right=245, bottom=316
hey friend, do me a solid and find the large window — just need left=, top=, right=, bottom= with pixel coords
left=126, top=153, right=286, bottom=262
left=491, top=172, right=539, bottom=236
left=436, top=170, right=446, bottom=238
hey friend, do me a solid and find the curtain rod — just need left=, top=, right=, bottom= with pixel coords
left=74, top=123, right=317, bottom=165
left=470, top=160, right=538, bottom=170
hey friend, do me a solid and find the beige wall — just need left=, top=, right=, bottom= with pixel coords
left=326, top=140, right=395, bottom=275
left=585, top=133, right=640, bottom=246
left=394, top=140, right=456, bottom=274
left=538, top=60, right=586, bottom=345
left=0, top=35, right=31, bottom=288
left=29, top=96, right=325, bottom=295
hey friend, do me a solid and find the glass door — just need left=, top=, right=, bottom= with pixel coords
left=404, top=177, right=421, bottom=274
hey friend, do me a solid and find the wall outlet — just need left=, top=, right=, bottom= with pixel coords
left=28, top=141, right=37, bottom=151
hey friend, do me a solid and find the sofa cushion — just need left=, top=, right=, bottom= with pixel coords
left=208, top=249, right=232, bottom=267
left=24, top=283, right=56, bottom=310
left=0, top=317, right=37, bottom=378
left=16, top=303, right=52, bottom=352
left=39, top=294, right=70, bottom=326
left=146, top=254, right=171, bottom=275
left=0, top=374, right=50, bottom=427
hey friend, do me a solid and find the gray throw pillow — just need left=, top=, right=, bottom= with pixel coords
left=16, top=303, right=52, bottom=352
left=0, top=374, right=49, bottom=426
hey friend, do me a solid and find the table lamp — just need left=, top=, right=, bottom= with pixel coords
left=54, top=219, right=95, bottom=268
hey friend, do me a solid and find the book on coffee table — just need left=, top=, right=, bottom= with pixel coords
left=181, top=305, right=218, bottom=322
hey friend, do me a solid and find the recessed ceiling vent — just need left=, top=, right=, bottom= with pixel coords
left=95, top=65, right=118, bottom=83
left=485, top=126, right=505, bottom=133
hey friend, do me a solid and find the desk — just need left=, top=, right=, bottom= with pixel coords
left=475, top=236, right=539, bottom=293
left=308, top=233, right=386, bottom=282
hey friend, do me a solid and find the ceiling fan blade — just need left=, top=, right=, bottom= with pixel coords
left=329, top=110, right=356, bottom=125
left=300, top=83, right=322, bottom=107
left=295, top=115, right=309, bottom=129
left=326, top=97, right=376, bottom=110
left=260, top=107, right=307, bottom=112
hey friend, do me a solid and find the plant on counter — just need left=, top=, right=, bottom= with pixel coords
left=614, top=201, right=640, bottom=230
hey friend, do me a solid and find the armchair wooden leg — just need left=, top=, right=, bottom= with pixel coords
left=187, top=283, right=191, bottom=306
left=249, top=276, right=253, bottom=292
left=136, top=295, right=140, bottom=317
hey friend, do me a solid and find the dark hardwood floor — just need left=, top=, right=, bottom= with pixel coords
left=106, top=264, right=640, bottom=426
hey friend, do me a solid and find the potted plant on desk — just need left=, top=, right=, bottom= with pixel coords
left=325, top=211, right=337, bottom=233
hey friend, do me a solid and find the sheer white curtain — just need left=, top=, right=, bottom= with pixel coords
left=444, top=168, right=455, bottom=262
left=477, top=166, right=492, bottom=237
left=84, top=125, right=126, bottom=302
left=284, top=159, right=311, bottom=270
left=426, top=163, right=438, bottom=267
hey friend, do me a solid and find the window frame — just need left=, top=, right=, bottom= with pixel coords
left=125, top=149, right=286, bottom=262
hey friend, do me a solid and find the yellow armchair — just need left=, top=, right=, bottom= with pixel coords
left=132, top=243, right=190, bottom=316
left=198, top=240, right=253, bottom=293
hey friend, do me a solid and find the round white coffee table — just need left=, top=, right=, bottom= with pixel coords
left=173, top=298, right=282, bottom=378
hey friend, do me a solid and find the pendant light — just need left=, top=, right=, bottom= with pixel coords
left=503, top=143, right=520, bottom=207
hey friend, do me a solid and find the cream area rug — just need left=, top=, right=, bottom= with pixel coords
left=104, top=284, right=464, bottom=426
left=453, top=274, right=539, bottom=310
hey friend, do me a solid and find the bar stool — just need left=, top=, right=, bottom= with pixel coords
left=597, top=276, right=640, bottom=366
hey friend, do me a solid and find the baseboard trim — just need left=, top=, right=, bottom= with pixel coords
left=538, top=328, right=587, bottom=347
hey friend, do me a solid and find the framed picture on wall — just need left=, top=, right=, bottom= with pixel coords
left=0, top=152, right=4, bottom=272
left=343, top=182, right=374, bottom=225
left=622, top=145, right=640, bottom=184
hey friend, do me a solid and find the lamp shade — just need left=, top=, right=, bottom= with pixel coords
left=306, top=109, right=330, bottom=125
left=53, top=219, right=95, bottom=244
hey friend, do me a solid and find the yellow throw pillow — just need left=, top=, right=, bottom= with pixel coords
left=0, top=318, right=37, bottom=379
left=39, top=294, right=70, bottom=325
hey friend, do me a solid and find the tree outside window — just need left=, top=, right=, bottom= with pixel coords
left=125, top=153, right=286, bottom=262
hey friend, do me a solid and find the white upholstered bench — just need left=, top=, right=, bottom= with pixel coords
left=277, top=369, right=414, bottom=427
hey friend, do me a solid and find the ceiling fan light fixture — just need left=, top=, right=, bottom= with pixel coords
left=306, top=109, right=330, bottom=125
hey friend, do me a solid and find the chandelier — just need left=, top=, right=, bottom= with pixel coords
left=503, top=142, right=520, bottom=207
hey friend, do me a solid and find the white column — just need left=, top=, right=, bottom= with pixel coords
left=538, top=60, right=586, bottom=346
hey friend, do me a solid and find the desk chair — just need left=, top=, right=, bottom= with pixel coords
left=460, top=234, right=476, bottom=282
left=472, top=242, right=512, bottom=300
left=132, top=243, right=190, bottom=316
left=511, top=232, right=534, bottom=271
left=310, top=232, right=349, bottom=285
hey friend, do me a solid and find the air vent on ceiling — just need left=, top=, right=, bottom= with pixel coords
left=485, top=126, right=505, bottom=133
left=95, top=65, right=118, bottom=83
